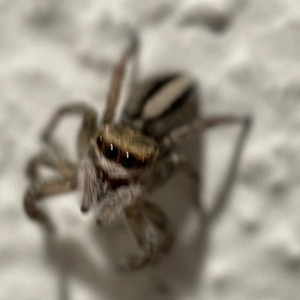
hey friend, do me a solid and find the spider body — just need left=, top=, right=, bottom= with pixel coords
left=24, top=34, right=251, bottom=270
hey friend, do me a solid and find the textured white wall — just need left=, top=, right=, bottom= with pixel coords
left=1, top=0, right=300, bottom=299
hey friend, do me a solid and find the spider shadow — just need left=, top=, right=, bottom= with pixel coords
left=43, top=135, right=221, bottom=300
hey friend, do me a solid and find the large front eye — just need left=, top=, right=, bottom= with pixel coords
left=96, top=136, right=103, bottom=148
left=104, top=144, right=118, bottom=160
left=120, top=151, right=136, bottom=168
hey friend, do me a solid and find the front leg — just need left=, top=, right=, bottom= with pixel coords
left=95, top=183, right=142, bottom=225
left=79, top=157, right=100, bottom=213
left=121, top=202, right=174, bottom=271
left=150, top=152, right=198, bottom=189
left=41, top=103, right=98, bottom=159
left=24, top=176, right=77, bottom=232
left=122, top=204, right=158, bottom=271
left=24, top=147, right=78, bottom=232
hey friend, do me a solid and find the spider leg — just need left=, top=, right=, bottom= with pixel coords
left=143, top=201, right=174, bottom=254
left=121, top=201, right=174, bottom=271
left=150, top=153, right=198, bottom=188
left=26, top=151, right=76, bottom=181
left=24, top=176, right=77, bottom=232
left=24, top=148, right=78, bottom=231
left=161, top=115, right=251, bottom=151
left=146, top=153, right=200, bottom=212
left=103, top=32, right=138, bottom=123
left=41, top=103, right=98, bottom=159
left=95, top=184, right=142, bottom=225
left=207, top=116, right=252, bottom=222
left=160, top=115, right=252, bottom=217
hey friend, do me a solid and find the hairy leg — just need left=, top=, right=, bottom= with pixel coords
left=24, top=176, right=77, bottom=232
left=207, top=116, right=252, bottom=221
left=79, top=156, right=99, bottom=213
left=122, top=201, right=174, bottom=271
left=161, top=115, right=250, bottom=151
left=147, top=152, right=200, bottom=213
left=150, top=153, right=198, bottom=188
left=26, top=151, right=76, bottom=181
left=143, top=201, right=174, bottom=254
left=95, top=184, right=142, bottom=226
left=41, top=103, right=98, bottom=159
left=103, top=32, right=138, bottom=124
left=24, top=148, right=78, bottom=231
left=155, top=115, right=251, bottom=217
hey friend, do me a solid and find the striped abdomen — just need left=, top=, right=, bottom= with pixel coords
left=123, top=73, right=200, bottom=142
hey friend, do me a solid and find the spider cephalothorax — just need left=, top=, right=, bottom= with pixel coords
left=92, top=124, right=158, bottom=173
left=24, top=32, right=251, bottom=270
left=79, top=124, right=159, bottom=220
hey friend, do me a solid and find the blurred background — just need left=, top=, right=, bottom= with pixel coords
left=1, top=0, right=300, bottom=299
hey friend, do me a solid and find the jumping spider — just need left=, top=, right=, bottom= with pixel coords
left=24, top=33, right=251, bottom=270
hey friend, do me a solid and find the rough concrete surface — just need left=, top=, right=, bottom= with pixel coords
left=1, top=0, right=300, bottom=299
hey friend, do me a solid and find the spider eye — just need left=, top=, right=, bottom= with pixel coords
left=103, top=143, right=118, bottom=160
left=96, top=136, right=103, bottom=148
left=120, top=151, right=136, bottom=168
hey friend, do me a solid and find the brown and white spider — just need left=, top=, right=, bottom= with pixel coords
left=24, top=33, right=251, bottom=271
